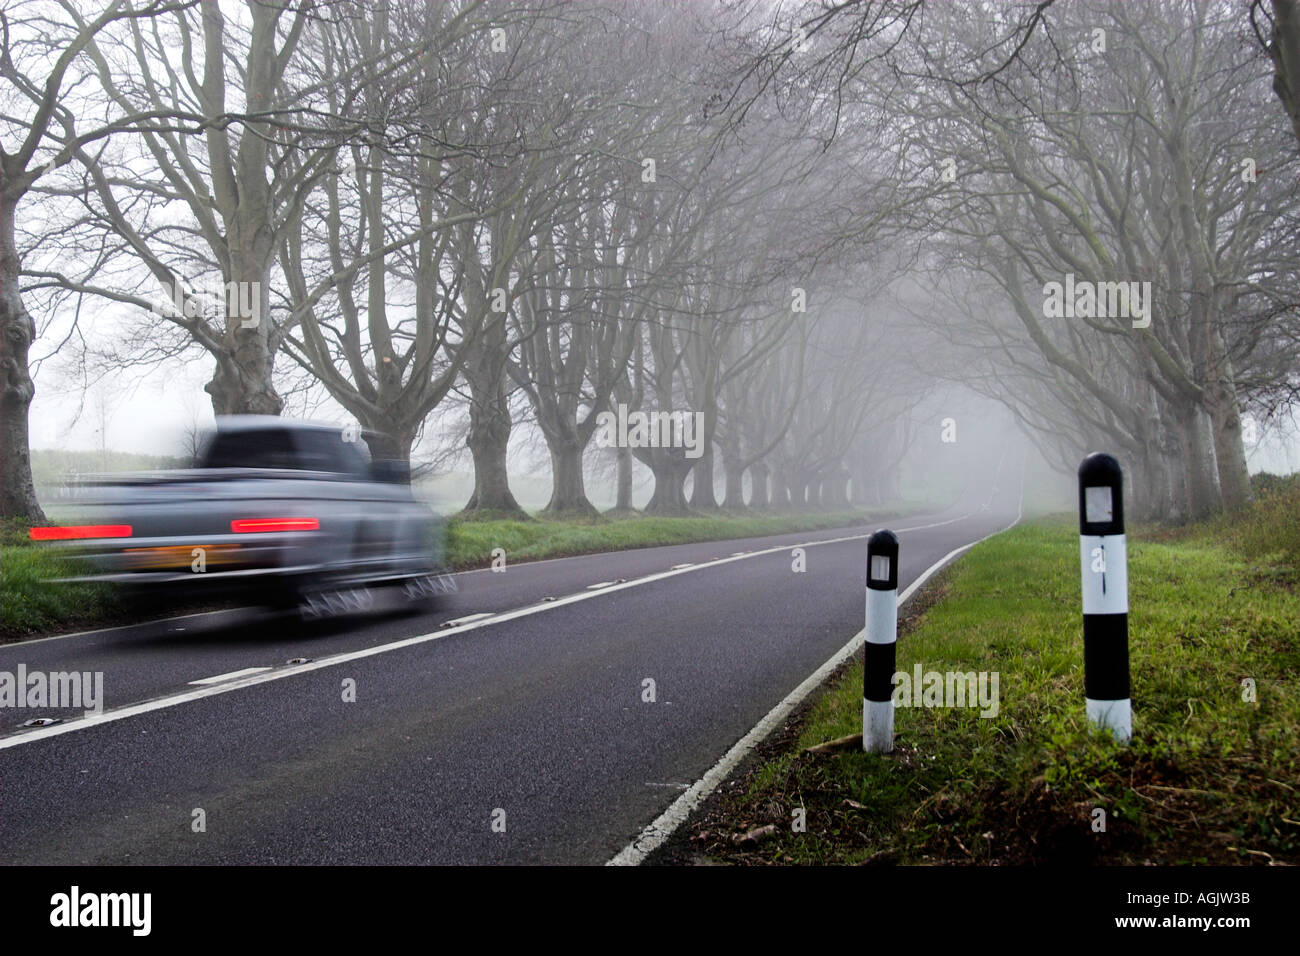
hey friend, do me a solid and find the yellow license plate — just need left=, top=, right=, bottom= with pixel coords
left=121, top=544, right=243, bottom=570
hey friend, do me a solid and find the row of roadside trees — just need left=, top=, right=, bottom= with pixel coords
left=3, top=0, right=1298, bottom=524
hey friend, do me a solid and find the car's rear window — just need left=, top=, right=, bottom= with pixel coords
left=200, top=428, right=369, bottom=476
left=202, top=429, right=300, bottom=470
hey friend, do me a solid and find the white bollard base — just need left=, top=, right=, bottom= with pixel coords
left=1086, top=697, right=1132, bottom=743
left=863, top=699, right=895, bottom=753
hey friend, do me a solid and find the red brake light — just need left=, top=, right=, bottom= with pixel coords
left=231, top=518, right=320, bottom=534
left=29, top=524, right=132, bottom=541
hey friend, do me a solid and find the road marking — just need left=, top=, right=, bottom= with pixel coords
left=586, top=581, right=616, bottom=589
left=440, top=612, right=494, bottom=628
left=0, top=506, right=988, bottom=750
left=188, top=667, right=272, bottom=686
left=606, top=464, right=1024, bottom=867
left=670, top=563, right=694, bottom=570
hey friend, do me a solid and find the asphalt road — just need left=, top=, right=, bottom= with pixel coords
left=1, top=459, right=1022, bottom=865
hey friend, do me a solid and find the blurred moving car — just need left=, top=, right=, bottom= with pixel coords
left=28, top=416, right=455, bottom=618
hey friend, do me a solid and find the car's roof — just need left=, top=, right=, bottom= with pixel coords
left=213, top=415, right=342, bottom=433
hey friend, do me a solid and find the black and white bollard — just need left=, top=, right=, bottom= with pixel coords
left=1078, top=453, right=1132, bottom=743
left=864, top=530, right=899, bottom=753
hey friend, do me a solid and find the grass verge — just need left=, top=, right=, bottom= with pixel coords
left=1, top=520, right=123, bottom=644
left=651, top=483, right=1299, bottom=866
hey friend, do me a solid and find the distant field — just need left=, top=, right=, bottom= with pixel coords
left=656, top=475, right=1300, bottom=865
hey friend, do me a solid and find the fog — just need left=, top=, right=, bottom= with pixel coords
left=6, top=0, right=1299, bottom=524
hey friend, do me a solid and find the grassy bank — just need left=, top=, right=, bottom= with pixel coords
left=1, top=508, right=886, bottom=643
left=0, top=520, right=122, bottom=643
left=656, top=479, right=1300, bottom=865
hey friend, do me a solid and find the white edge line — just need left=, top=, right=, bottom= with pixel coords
left=605, top=467, right=1024, bottom=867
left=7, top=608, right=254, bottom=648
left=188, top=666, right=272, bottom=686
left=0, top=510, right=983, bottom=751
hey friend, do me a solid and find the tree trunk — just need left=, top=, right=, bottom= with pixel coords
left=1176, top=404, right=1222, bottom=521
left=854, top=470, right=881, bottom=508
left=0, top=192, right=45, bottom=522
left=721, top=452, right=746, bottom=510
left=545, top=440, right=597, bottom=517
left=1137, top=397, right=1185, bottom=523
left=885, top=467, right=901, bottom=504
left=615, top=443, right=633, bottom=510
left=688, top=446, right=719, bottom=510
left=803, top=478, right=821, bottom=510
left=770, top=466, right=790, bottom=510
left=463, top=380, right=524, bottom=516
left=749, top=461, right=769, bottom=509
left=769, top=468, right=790, bottom=509
left=1269, top=0, right=1300, bottom=148
left=361, top=425, right=414, bottom=464
left=464, top=406, right=524, bottom=516
left=465, top=416, right=523, bottom=515
left=823, top=467, right=850, bottom=508
left=461, top=318, right=526, bottom=517
left=1201, top=336, right=1253, bottom=511
left=204, top=254, right=282, bottom=415
left=1128, top=437, right=1160, bottom=522
left=849, top=470, right=867, bottom=507
left=1158, top=429, right=1188, bottom=524
left=641, top=451, right=691, bottom=515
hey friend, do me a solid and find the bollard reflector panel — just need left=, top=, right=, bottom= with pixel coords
left=1084, top=486, right=1113, bottom=524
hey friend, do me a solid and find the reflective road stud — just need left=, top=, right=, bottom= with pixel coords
left=1078, top=453, right=1132, bottom=743
left=864, top=530, right=899, bottom=753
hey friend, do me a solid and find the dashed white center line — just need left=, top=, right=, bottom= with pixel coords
left=188, top=667, right=272, bottom=686
left=586, top=581, right=616, bottom=590
left=440, top=612, right=495, bottom=628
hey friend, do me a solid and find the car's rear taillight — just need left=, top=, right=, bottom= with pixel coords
left=29, top=524, right=133, bottom=541
left=230, top=518, right=320, bottom=534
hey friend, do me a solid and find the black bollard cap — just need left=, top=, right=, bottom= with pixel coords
left=1078, top=453, right=1124, bottom=536
left=866, top=529, right=899, bottom=591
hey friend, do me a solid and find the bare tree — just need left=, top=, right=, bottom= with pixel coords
left=0, top=0, right=205, bottom=521
left=52, top=0, right=428, bottom=418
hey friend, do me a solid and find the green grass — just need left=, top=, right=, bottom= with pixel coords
left=1141, top=472, right=1300, bottom=573
left=443, top=509, right=885, bottom=570
left=670, top=485, right=1300, bottom=866
left=1, top=520, right=120, bottom=643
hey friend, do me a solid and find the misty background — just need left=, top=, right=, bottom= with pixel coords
left=6, top=0, right=1299, bottom=523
